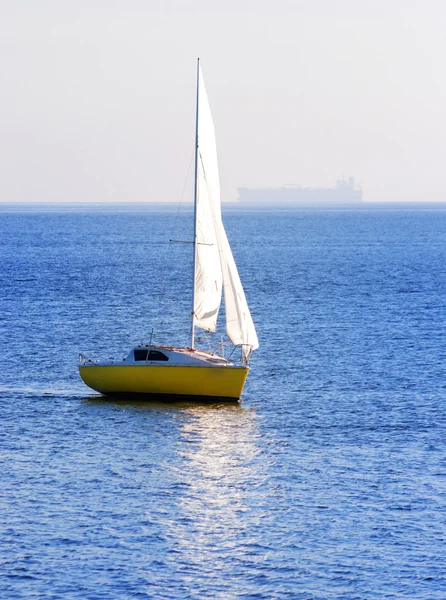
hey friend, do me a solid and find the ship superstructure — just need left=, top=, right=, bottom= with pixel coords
left=238, top=177, right=362, bottom=204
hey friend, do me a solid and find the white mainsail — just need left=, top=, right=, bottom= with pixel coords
left=193, top=67, right=223, bottom=332
left=193, top=63, right=259, bottom=355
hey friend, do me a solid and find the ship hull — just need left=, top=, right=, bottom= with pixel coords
left=238, top=182, right=362, bottom=204
left=79, top=364, right=249, bottom=400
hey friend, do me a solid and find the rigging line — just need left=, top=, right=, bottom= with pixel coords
left=202, top=330, right=214, bottom=354
left=160, top=150, right=194, bottom=300
left=170, top=150, right=195, bottom=242
left=155, top=151, right=194, bottom=344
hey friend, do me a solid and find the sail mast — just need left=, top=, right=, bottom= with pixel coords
left=190, top=58, right=200, bottom=349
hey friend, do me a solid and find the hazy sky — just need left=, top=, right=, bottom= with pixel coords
left=1, top=0, right=445, bottom=203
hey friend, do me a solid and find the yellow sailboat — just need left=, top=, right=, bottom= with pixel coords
left=78, top=60, right=259, bottom=400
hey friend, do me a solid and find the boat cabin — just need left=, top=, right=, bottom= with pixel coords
left=123, top=345, right=230, bottom=367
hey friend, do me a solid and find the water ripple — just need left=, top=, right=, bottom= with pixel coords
left=1, top=210, right=446, bottom=598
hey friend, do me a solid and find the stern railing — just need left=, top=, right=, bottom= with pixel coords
left=227, top=344, right=253, bottom=366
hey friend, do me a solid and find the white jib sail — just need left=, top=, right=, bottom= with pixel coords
left=193, top=66, right=223, bottom=332
left=216, top=219, right=260, bottom=355
left=194, top=64, right=259, bottom=354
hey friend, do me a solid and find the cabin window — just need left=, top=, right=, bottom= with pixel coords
left=148, top=350, right=169, bottom=361
left=134, top=349, right=169, bottom=362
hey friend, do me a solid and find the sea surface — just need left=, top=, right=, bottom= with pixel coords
left=1, top=204, right=446, bottom=599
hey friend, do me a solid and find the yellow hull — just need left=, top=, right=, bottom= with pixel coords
left=79, top=364, right=249, bottom=400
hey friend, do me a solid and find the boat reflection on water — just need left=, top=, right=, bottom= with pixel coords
left=82, top=394, right=241, bottom=408
left=165, top=401, right=266, bottom=574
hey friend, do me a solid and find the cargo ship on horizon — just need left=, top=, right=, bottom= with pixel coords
left=238, top=177, right=362, bottom=204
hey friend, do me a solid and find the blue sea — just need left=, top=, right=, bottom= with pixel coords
left=1, top=204, right=446, bottom=599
